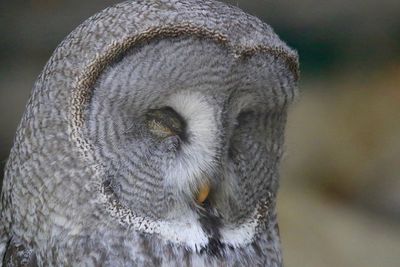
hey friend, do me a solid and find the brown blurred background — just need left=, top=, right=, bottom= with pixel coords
left=1, top=0, right=399, bottom=266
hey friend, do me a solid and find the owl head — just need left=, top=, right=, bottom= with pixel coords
left=3, top=0, right=298, bottom=262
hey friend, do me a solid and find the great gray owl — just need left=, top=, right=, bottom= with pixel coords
left=0, top=0, right=299, bottom=266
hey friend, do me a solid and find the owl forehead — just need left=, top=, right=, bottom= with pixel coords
left=66, top=0, right=298, bottom=160
left=100, top=37, right=231, bottom=94
left=94, top=36, right=293, bottom=112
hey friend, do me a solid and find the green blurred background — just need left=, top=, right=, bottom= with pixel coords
left=1, top=0, right=399, bottom=266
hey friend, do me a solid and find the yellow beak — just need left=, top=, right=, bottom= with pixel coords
left=196, top=184, right=210, bottom=204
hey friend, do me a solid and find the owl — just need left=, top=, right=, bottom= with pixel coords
left=0, top=0, right=299, bottom=266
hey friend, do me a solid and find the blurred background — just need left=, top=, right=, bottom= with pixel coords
left=0, top=0, right=399, bottom=266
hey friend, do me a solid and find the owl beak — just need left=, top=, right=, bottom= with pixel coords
left=196, top=183, right=210, bottom=204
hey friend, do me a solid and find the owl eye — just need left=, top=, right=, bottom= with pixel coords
left=145, top=107, right=186, bottom=139
left=235, top=110, right=255, bottom=128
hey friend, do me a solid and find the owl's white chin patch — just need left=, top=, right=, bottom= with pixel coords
left=99, top=181, right=273, bottom=251
left=164, top=91, right=219, bottom=198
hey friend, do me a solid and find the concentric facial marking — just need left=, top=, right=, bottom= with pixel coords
left=85, top=36, right=296, bottom=251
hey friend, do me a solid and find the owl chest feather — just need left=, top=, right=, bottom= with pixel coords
left=47, top=227, right=282, bottom=267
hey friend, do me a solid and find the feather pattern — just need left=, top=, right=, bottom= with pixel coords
left=0, top=0, right=298, bottom=266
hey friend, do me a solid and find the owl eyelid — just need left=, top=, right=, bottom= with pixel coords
left=234, top=110, right=255, bottom=127
left=145, top=106, right=186, bottom=139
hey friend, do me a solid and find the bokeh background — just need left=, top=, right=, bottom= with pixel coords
left=1, top=0, right=399, bottom=266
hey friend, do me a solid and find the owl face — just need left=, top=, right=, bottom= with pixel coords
left=83, top=36, right=294, bottom=248
left=0, top=1, right=298, bottom=264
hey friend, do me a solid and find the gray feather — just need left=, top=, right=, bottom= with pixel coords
left=0, top=0, right=298, bottom=266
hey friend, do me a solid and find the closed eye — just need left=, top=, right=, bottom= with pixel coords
left=145, top=106, right=186, bottom=140
left=235, top=110, right=255, bottom=128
